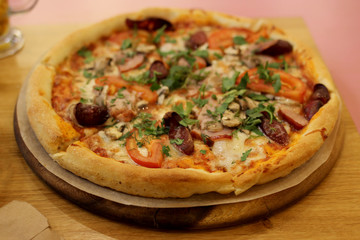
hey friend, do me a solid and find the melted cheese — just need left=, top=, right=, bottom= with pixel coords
left=212, top=131, right=248, bottom=171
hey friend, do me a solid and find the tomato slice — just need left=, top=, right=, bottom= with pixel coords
left=237, top=68, right=307, bottom=103
left=126, top=131, right=166, bottom=168
left=208, top=28, right=252, bottom=50
left=95, top=76, right=158, bottom=104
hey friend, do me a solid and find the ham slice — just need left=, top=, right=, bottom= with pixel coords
left=118, top=54, right=145, bottom=72
left=279, top=106, right=308, bottom=130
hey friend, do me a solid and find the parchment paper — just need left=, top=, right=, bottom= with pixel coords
left=16, top=75, right=341, bottom=209
left=0, top=201, right=62, bottom=240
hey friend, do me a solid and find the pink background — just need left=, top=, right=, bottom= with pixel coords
left=10, top=0, right=360, bottom=133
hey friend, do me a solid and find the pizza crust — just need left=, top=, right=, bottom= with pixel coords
left=26, top=8, right=340, bottom=198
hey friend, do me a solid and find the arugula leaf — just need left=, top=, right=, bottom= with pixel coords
left=192, top=49, right=209, bottom=59
left=222, top=71, right=240, bottom=93
left=247, top=92, right=269, bottom=101
left=179, top=118, right=199, bottom=127
left=233, top=36, right=247, bottom=45
left=213, top=52, right=223, bottom=59
left=121, top=38, right=132, bottom=50
left=153, top=25, right=167, bottom=44
left=133, top=115, right=169, bottom=138
left=241, top=148, right=252, bottom=161
left=172, top=101, right=194, bottom=118
left=256, top=36, right=271, bottom=43
left=162, top=145, right=171, bottom=157
left=257, top=62, right=282, bottom=93
left=237, top=72, right=249, bottom=89
left=161, top=65, right=191, bottom=90
left=192, top=84, right=209, bottom=108
left=272, top=73, right=281, bottom=93
left=170, top=138, right=184, bottom=145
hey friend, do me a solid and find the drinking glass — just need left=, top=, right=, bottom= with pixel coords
left=0, top=0, right=38, bottom=58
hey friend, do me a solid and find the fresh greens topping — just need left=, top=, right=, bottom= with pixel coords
left=213, top=52, right=223, bottom=59
left=239, top=103, right=275, bottom=136
left=247, top=92, right=269, bottom=101
left=233, top=36, right=247, bottom=45
left=121, top=38, right=132, bottom=50
left=238, top=72, right=249, bottom=89
left=192, top=49, right=209, bottom=59
left=153, top=25, right=167, bottom=44
left=241, top=148, right=252, bottom=161
left=172, top=101, right=199, bottom=127
left=170, top=138, right=184, bottom=145
left=222, top=71, right=240, bottom=92
left=161, top=65, right=191, bottom=90
left=256, top=36, right=271, bottom=43
left=77, top=47, right=94, bottom=64
left=162, top=145, right=171, bottom=157
left=133, top=114, right=169, bottom=138
left=257, top=62, right=282, bottom=93
left=200, top=150, right=207, bottom=154
left=121, top=71, right=159, bottom=91
left=192, top=84, right=208, bottom=108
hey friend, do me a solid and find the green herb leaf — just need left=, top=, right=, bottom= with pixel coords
left=222, top=71, right=240, bottom=93
left=179, top=118, right=199, bottom=127
left=121, top=38, right=132, bottom=50
left=193, top=49, right=209, bottom=59
left=170, top=138, right=184, bottom=145
left=153, top=25, right=167, bottom=44
left=161, top=65, right=191, bottom=90
left=247, top=92, right=269, bottom=101
left=237, top=72, right=249, bottom=89
left=213, top=52, right=223, bottom=59
left=272, top=73, right=282, bottom=93
left=162, top=145, right=171, bottom=157
left=233, top=36, right=247, bottom=45
left=200, top=150, right=207, bottom=154
left=241, top=148, right=252, bottom=161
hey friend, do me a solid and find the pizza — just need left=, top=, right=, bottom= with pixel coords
left=26, top=8, right=340, bottom=198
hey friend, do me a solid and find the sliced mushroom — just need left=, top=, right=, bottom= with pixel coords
left=104, top=122, right=128, bottom=140
left=136, top=100, right=148, bottom=110
left=221, top=110, right=241, bottom=128
left=228, top=102, right=240, bottom=113
left=205, top=121, right=223, bottom=132
left=156, top=86, right=169, bottom=105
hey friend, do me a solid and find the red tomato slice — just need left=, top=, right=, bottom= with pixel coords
left=237, top=68, right=307, bottom=103
left=208, top=28, right=252, bottom=50
left=126, top=132, right=165, bottom=168
left=95, top=76, right=158, bottom=104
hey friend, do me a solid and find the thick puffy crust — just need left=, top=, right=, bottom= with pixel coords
left=26, top=64, right=80, bottom=154
left=52, top=142, right=234, bottom=198
left=26, top=8, right=340, bottom=198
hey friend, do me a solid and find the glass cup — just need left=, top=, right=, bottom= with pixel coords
left=0, top=0, right=38, bottom=58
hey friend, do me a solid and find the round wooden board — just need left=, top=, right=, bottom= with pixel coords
left=14, top=101, right=344, bottom=229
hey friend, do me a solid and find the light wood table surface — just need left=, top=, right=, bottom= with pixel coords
left=1, top=18, right=360, bottom=239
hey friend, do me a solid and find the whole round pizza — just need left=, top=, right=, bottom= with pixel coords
left=26, top=8, right=340, bottom=198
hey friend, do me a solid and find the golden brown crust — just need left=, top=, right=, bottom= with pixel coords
left=53, top=142, right=234, bottom=198
left=26, top=64, right=80, bottom=154
left=26, top=7, right=340, bottom=198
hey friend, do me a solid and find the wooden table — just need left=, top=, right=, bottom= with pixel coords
left=1, top=18, right=360, bottom=239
